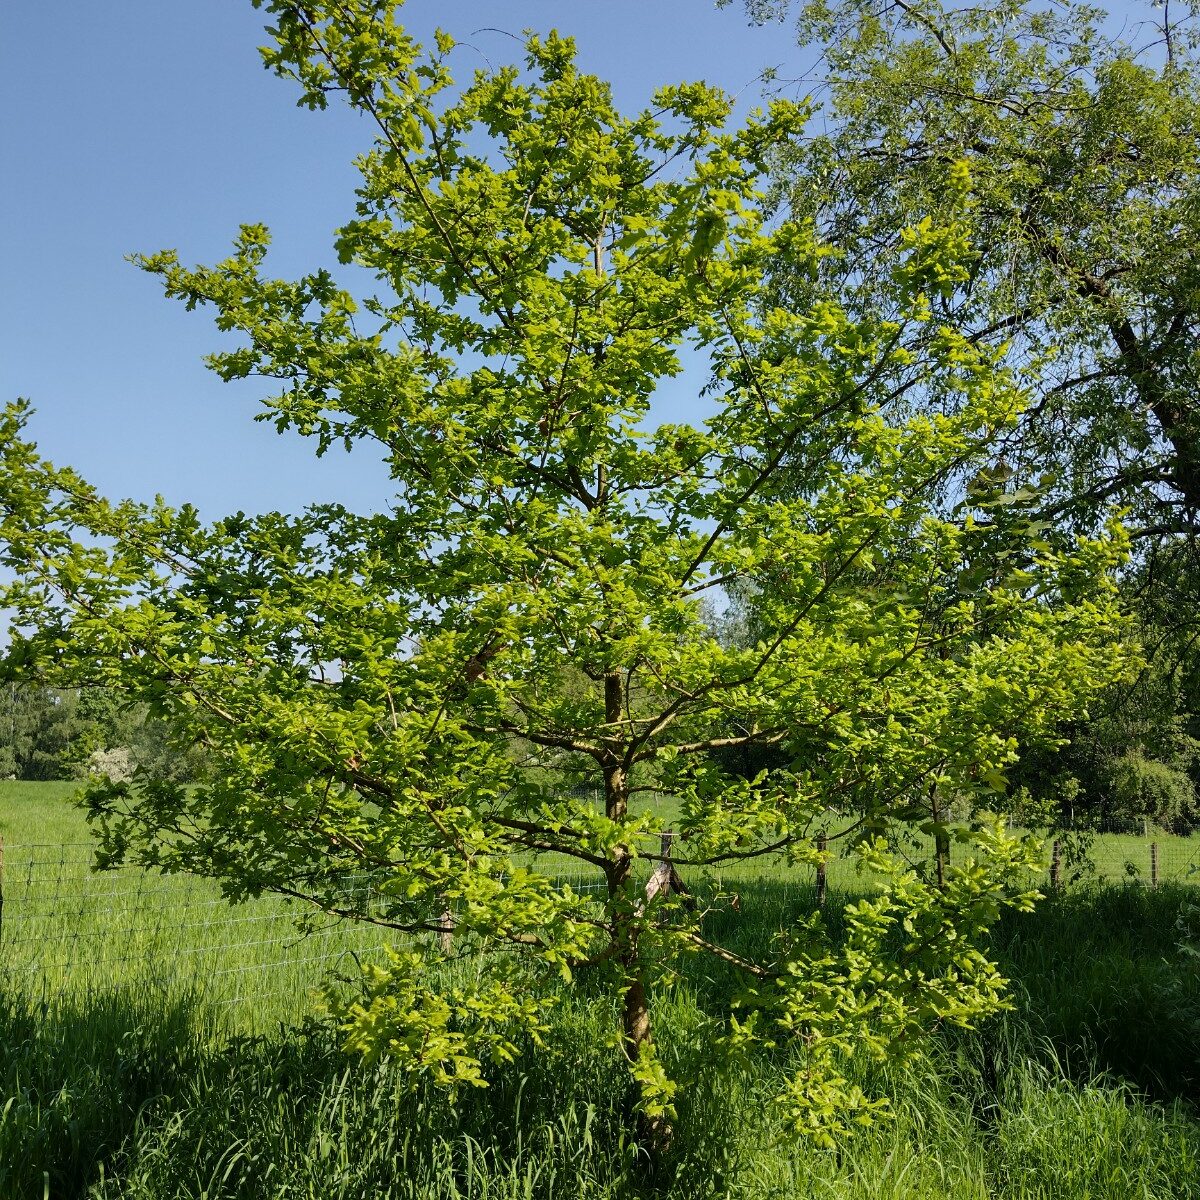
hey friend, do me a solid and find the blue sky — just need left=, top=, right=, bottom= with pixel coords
left=1, top=2, right=799, bottom=518
left=2, top=2, right=1152, bottom=519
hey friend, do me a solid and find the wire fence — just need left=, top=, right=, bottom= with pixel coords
left=1038, top=821, right=1200, bottom=888
left=0, top=843, right=403, bottom=1028
left=0, top=825, right=1196, bottom=1030
left=0, top=838, right=624, bottom=1031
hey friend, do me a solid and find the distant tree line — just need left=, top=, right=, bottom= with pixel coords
left=0, top=683, right=206, bottom=783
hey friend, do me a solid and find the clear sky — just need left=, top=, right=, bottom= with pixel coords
left=1, top=2, right=800, bottom=519
left=2, top=1, right=1152, bottom=520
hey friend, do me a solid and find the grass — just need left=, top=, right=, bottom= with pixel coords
left=1, top=779, right=90, bottom=844
left=0, top=782, right=396, bottom=1034
left=1, top=781, right=1199, bottom=1198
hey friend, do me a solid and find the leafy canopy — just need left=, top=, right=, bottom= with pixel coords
left=728, top=0, right=1200, bottom=836
left=0, top=0, right=1129, bottom=1144
left=735, top=0, right=1200, bottom=534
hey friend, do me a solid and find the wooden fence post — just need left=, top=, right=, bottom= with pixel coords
left=1050, top=839, right=1062, bottom=890
left=438, top=900, right=454, bottom=953
left=1150, top=842, right=1159, bottom=889
left=815, top=833, right=828, bottom=909
left=644, top=831, right=694, bottom=912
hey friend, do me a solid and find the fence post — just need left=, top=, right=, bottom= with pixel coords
left=0, top=833, right=5, bottom=946
left=645, top=831, right=694, bottom=909
left=815, top=833, right=828, bottom=908
left=1150, top=842, right=1159, bottom=889
left=438, top=900, right=454, bottom=953
left=1050, top=839, right=1062, bottom=890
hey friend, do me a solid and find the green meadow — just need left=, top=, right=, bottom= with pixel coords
left=1, top=780, right=1198, bottom=1199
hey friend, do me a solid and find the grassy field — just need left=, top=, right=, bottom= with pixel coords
left=1, top=779, right=90, bottom=843
left=1, top=781, right=1199, bottom=1198
left=0, top=782, right=398, bottom=1033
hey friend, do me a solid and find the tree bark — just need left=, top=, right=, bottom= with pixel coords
left=930, top=784, right=950, bottom=891
left=602, top=703, right=673, bottom=1156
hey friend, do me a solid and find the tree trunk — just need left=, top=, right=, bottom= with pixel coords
left=602, top=712, right=673, bottom=1158
left=621, top=967, right=672, bottom=1152
left=930, top=784, right=950, bottom=891
left=644, top=831, right=693, bottom=912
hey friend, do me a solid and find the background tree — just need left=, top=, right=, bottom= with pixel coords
left=0, top=0, right=1128, bottom=1151
left=735, top=0, right=1200, bottom=533
left=727, top=0, right=1200, bottom=821
left=0, top=684, right=80, bottom=780
left=1014, top=602, right=1200, bottom=831
left=0, top=682, right=207, bottom=782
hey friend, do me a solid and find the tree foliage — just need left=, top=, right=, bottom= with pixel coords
left=0, top=684, right=81, bottom=781
left=726, top=0, right=1200, bottom=834
left=735, top=0, right=1200, bottom=537
left=0, top=0, right=1129, bottom=1147
left=0, top=683, right=207, bottom=783
left=1014, top=643, right=1200, bottom=831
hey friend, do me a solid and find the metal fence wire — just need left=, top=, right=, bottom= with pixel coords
left=0, top=825, right=1196, bottom=1028
left=0, top=840, right=620, bottom=1029
left=0, top=843, right=405, bottom=1023
left=1043, top=822, right=1200, bottom=888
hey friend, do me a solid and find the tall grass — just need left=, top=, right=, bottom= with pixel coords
left=992, top=885, right=1200, bottom=1099
left=0, top=987, right=208, bottom=1198
left=65, top=1007, right=1200, bottom=1199
left=2, top=783, right=1199, bottom=1198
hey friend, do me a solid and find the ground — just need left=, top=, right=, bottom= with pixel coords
left=1, top=781, right=1198, bottom=1198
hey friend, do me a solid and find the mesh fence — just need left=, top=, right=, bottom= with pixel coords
left=0, top=841, right=620, bottom=1030
left=0, top=843, right=406, bottom=1028
left=0, top=827, right=1195, bottom=1029
left=1038, top=822, right=1200, bottom=887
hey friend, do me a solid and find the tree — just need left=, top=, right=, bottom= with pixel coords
left=1013, top=610, right=1200, bottom=832
left=727, top=0, right=1200, bottom=833
left=0, top=681, right=207, bottom=782
left=0, top=0, right=1128, bottom=1151
left=0, top=683, right=80, bottom=780
left=733, top=0, right=1200, bottom=539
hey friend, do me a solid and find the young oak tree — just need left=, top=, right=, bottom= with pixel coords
left=0, top=0, right=1129, bottom=1148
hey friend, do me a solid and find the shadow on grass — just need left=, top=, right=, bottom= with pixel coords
left=0, top=984, right=209, bottom=1200
left=687, top=874, right=1200, bottom=1105
left=3, top=880, right=1197, bottom=1198
left=991, top=883, right=1200, bottom=1105
left=0, top=983, right=674, bottom=1199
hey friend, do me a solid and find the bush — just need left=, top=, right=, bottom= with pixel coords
left=1103, top=753, right=1196, bottom=830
